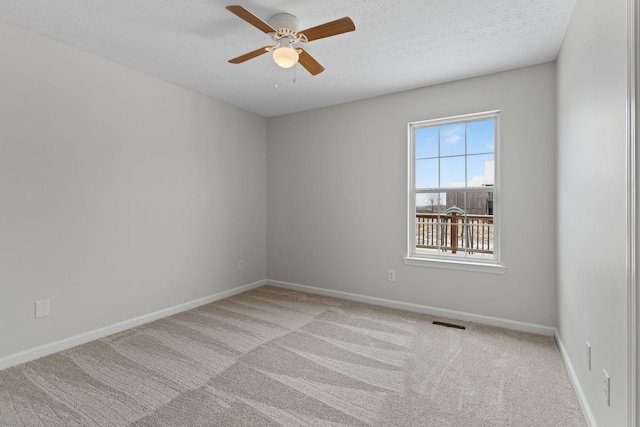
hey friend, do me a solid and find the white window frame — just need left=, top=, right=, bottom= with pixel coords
left=403, top=110, right=505, bottom=274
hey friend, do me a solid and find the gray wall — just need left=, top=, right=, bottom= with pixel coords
left=556, top=0, right=629, bottom=424
left=0, top=22, right=267, bottom=359
left=267, top=63, right=558, bottom=327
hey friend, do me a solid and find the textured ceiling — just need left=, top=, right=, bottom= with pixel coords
left=0, top=0, right=577, bottom=117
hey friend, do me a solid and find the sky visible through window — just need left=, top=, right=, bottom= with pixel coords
left=415, top=118, right=495, bottom=191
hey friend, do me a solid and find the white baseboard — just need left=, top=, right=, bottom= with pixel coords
left=555, top=330, right=597, bottom=427
left=268, top=280, right=556, bottom=336
left=0, top=279, right=267, bottom=371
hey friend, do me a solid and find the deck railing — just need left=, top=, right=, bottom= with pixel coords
left=416, top=213, right=494, bottom=254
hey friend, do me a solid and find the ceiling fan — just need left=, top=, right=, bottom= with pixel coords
left=226, top=5, right=355, bottom=76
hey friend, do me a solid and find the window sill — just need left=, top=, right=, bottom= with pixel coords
left=402, top=257, right=506, bottom=274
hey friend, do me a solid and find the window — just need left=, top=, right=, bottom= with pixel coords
left=404, top=111, right=504, bottom=273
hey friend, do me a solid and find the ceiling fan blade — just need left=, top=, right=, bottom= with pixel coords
left=226, top=5, right=276, bottom=34
left=298, top=49, right=325, bottom=75
left=229, top=46, right=272, bottom=64
left=298, top=17, right=355, bottom=42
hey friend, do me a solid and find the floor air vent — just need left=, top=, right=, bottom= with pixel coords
left=433, top=321, right=466, bottom=330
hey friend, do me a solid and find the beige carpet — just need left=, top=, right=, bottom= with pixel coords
left=0, top=285, right=586, bottom=426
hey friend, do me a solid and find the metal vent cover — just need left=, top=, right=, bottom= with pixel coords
left=433, top=321, right=466, bottom=330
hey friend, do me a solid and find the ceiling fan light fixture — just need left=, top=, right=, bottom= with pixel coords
left=272, top=39, right=299, bottom=68
left=226, top=5, right=355, bottom=75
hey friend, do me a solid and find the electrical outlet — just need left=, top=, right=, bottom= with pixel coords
left=238, top=260, right=245, bottom=271
left=35, top=299, right=50, bottom=319
left=387, top=270, right=396, bottom=282
left=603, top=369, right=610, bottom=407
left=586, top=341, right=592, bottom=371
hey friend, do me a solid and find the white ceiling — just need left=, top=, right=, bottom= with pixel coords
left=0, top=0, right=577, bottom=117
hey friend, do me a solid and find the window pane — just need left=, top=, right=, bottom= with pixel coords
left=416, top=192, right=443, bottom=213
left=467, top=119, right=495, bottom=154
left=440, top=156, right=465, bottom=188
left=466, top=190, right=494, bottom=216
left=416, top=202, right=437, bottom=249
left=433, top=194, right=461, bottom=255
left=439, top=123, right=465, bottom=157
left=466, top=222, right=493, bottom=256
left=467, top=153, right=494, bottom=187
left=415, top=192, right=447, bottom=253
left=415, top=127, right=438, bottom=159
left=444, top=190, right=467, bottom=212
left=415, top=158, right=438, bottom=189
left=441, top=191, right=494, bottom=255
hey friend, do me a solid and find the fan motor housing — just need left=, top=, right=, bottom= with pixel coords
left=269, top=13, right=299, bottom=33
